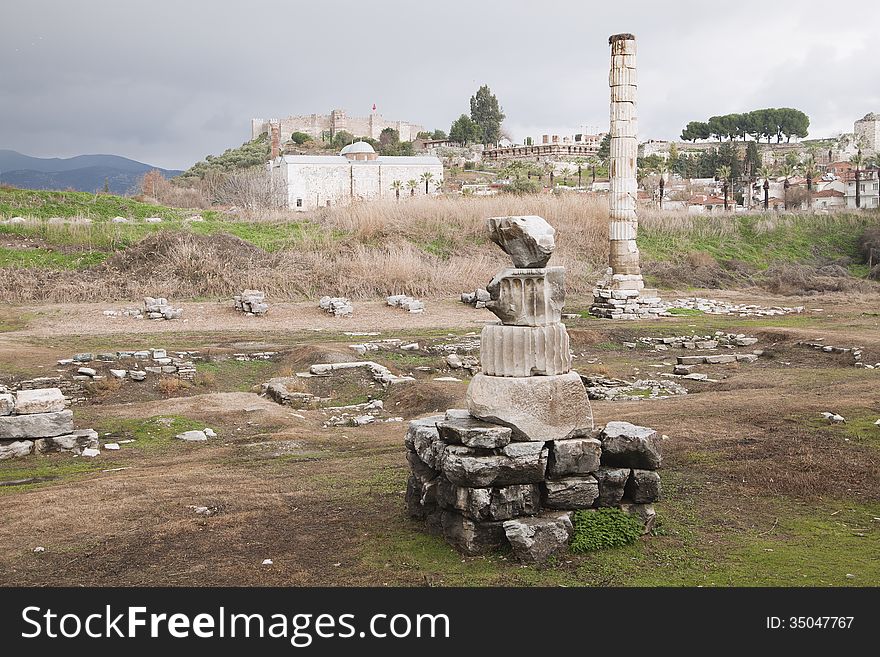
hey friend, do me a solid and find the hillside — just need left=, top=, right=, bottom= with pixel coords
left=0, top=150, right=182, bottom=194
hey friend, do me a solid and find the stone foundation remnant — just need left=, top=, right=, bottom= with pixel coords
left=0, top=386, right=99, bottom=460
left=386, top=295, right=425, bottom=313
left=590, top=34, right=664, bottom=320
left=143, top=296, right=182, bottom=320
left=405, top=214, right=662, bottom=562
left=234, top=290, right=269, bottom=315
left=460, top=288, right=490, bottom=308
left=319, top=296, right=353, bottom=317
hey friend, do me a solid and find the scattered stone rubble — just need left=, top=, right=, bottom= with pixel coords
left=0, top=386, right=99, bottom=460
left=56, top=348, right=199, bottom=382
left=406, top=214, right=661, bottom=563
left=460, top=288, right=490, bottom=309
left=797, top=341, right=879, bottom=369
left=663, top=298, right=804, bottom=317
left=322, top=399, right=402, bottom=428
left=143, top=297, right=182, bottom=320
left=387, top=295, right=425, bottom=313
left=305, top=361, right=414, bottom=385
left=234, top=290, right=268, bottom=315
left=319, top=296, right=353, bottom=317
left=176, top=428, right=216, bottom=442
left=102, top=308, right=145, bottom=319
left=580, top=375, right=687, bottom=401
left=637, top=332, right=759, bottom=351
left=675, top=353, right=759, bottom=366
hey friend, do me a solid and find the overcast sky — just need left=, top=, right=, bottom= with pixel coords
left=1, top=0, right=877, bottom=169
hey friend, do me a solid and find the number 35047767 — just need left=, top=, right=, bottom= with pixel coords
left=766, top=617, right=854, bottom=629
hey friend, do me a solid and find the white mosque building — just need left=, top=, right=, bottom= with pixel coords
left=270, top=141, right=443, bottom=211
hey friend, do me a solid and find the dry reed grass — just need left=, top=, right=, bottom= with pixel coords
left=1, top=194, right=877, bottom=303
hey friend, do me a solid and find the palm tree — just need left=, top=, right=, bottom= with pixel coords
left=716, top=165, right=732, bottom=211
left=406, top=179, right=418, bottom=197
left=391, top=179, right=403, bottom=201
left=851, top=151, right=865, bottom=209
left=587, top=155, right=600, bottom=183
left=420, top=171, right=435, bottom=195
left=574, top=157, right=586, bottom=187
left=758, top=164, right=773, bottom=211
left=780, top=162, right=796, bottom=210
left=543, top=161, right=555, bottom=187
left=657, top=161, right=669, bottom=209
left=803, top=156, right=819, bottom=211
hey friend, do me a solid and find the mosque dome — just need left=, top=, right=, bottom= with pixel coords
left=340, top=141, right=378, bottom=160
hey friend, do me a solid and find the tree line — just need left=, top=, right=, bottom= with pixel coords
left=681, top=108, right=809, bottom=144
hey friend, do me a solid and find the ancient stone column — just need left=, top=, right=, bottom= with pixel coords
left=608, top=33, right=641, bottom=286
left=590, top=33, right=664, bottom=319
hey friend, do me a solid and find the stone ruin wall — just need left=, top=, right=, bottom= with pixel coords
left=854, top=113, right=879, bottom=155
left=253, top=112, right=426, bottom=143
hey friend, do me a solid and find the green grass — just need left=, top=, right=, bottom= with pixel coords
left=802, top=411, right=880, bottom=448
left=0, top=309, right=31, bottom=332
left=0, top=456, right=116, bottom=495
left=704, top=504, right=880, bottom=586
left=666, top=307, right=705, bottom=316
left=195, top=358, right=277, bottom=392
left=363, top=483, right=880, bottom=586
left=0, top=188, right=201, bottom=221
left=570, top=508, right=643, bottom=553
left=93, top=415, right=207, bottom=452
left=639, top=213, right=874, bottom=273
left=0, top=246, right=107, bottom=269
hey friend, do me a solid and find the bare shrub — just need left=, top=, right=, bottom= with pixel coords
left=859, top=226, right=880, bottom=267
left=763, top=264, right=867, bottom=295
left=213, top=169, right=285, bottom=211
left=157, top=377, right=187, bottom=397
left=137, top=169, right=210, bottom=209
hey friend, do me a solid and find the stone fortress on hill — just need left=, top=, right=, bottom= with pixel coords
left=252, top=108, right=426, bottom=143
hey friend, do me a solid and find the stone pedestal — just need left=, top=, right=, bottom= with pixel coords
left=404, top=212, right=661, bottom=562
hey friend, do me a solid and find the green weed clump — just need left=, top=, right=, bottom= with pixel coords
left=570, top=508, right=643, bottom=553
left=666, top=307, right=705, bottom=316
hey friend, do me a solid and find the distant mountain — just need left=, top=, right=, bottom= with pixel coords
left=0, top=150, right=182, bottom=194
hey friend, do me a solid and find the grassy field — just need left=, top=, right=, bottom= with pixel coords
left=0, top=188, right=877, bottom=303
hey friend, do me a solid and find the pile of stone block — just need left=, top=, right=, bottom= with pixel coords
left=234, top=290, right=268, bottom=315
left=319, top=296, right=353, bottom=317
left=404, top=216, right=661, bottom=563
left=460, top=288, right=490, bottom=308
left=143, top=297, right=182, bottom=320
left=590, top=271, right=666, bottom=320
left=387, top=294, right=425, bottom=313
left=406, top=416, right=661, bottom=561
left=0, top=386, right=98, bottom=460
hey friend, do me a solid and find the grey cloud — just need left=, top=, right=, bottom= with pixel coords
left=0, top=0, right=874, bottom=169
